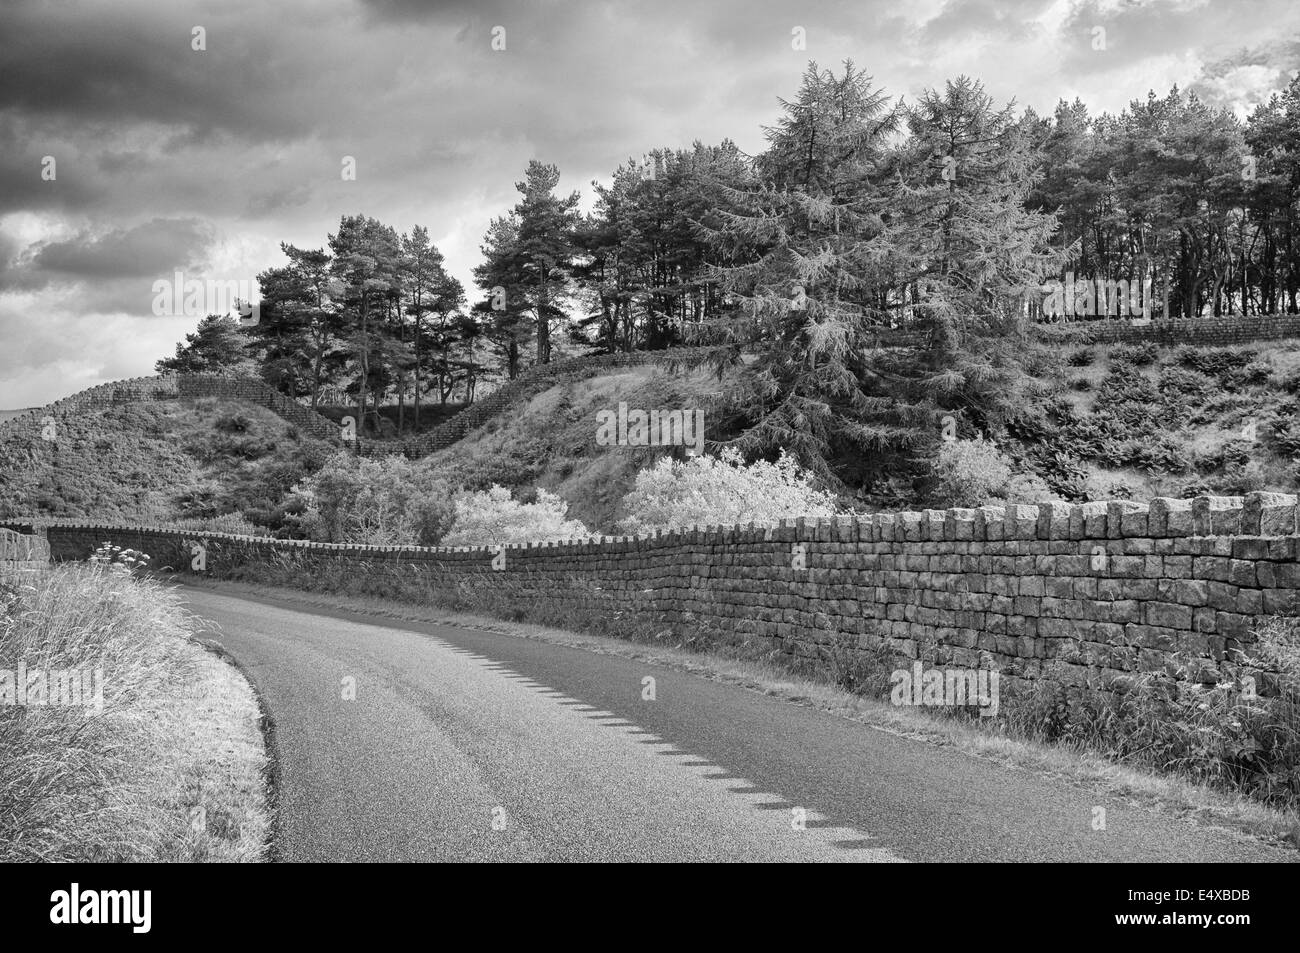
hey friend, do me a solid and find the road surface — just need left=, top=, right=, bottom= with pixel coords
left=181, top=584, right=1295, bottom=863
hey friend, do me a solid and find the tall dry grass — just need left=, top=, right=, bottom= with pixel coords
left=0, top=559, right=268, bottom=861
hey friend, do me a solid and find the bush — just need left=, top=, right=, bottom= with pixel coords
left=927, top=437, right=1058, bottom=506
left=617, top=448, right=841, bottom=534
left=1279, top=368, right=1300, bottom=395
left=1109, top=342, right=1159, bottom=366
left=1175, top=345, right=1254, bottom=377
left=1067, top=348, right=1094, bottom=367
left=441, top=485, right=589, bottom=546
left=289, top=452, right=455, bottom=546
left=1230, top=360, right=1273, bottom=388
left=1003, top=472, right=1056, bottom=503
left=165, top=513, right=267, bottom=537
left=1157, top=366, right=1215, bottom=404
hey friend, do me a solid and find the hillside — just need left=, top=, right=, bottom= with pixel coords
left=0, top=396, right=335, bottom=529
left=5, top=337, right=1300, bottom=536
left=418, top=363, right=731, bottom=531
left=1011, top=339, right=1300, bottom=501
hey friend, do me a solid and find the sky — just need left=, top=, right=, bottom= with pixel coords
left=1, top=0, right=1297, bottom=408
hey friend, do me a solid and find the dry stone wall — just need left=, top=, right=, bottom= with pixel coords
left=10, top=491, right=1300, bottom=697
left=175, top=375, right=346, bottom=445
left=1035, top=314, right=1300, bottom=346
left=867, top=314, right=1300, bottom=349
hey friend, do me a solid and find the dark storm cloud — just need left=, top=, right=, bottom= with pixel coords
left=29, top=218, right=213, bottom=280
left=0, top=0, right=322, bottom=140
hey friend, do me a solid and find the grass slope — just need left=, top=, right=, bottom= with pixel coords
left=0, top=396, right=335, bottom=529
left=420, top=364, right=728, bottom=531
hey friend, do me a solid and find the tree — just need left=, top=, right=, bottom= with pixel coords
left=702, top=61, right=903, bottom=483
left=577, top=141, right=753, bottom=352
left=511, top=161, right=582, bottom=365
left=328, top=215, right=403, bottom=434
left=862, top=76, right=1064, bottom=486
left=401, top=226, right=464, bottom=427
left=252, top=243, right=344, bottom=408
left=473, top=213, right=532, bottom=380
left=155, top=314, right=253, bottom=374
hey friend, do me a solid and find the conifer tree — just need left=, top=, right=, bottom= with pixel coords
left=702, top=61, right=901, bottom=482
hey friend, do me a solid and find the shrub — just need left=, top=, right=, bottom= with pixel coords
left=1211, top=460, right=1268, bottom=495
left=166, top=513, right=267, bottom=537
left=442, top=485, right=589, bottom=546
left=1157, top=366, right=1215, bottom=404
left=1066, top=348, right=1094, bottom=367
left=1230, top=360, right=1273, bottom=388
left=617, top=448, right=841, bottom=534
left=289, top=452, right=455, bottom=546
left=1175, top=345, right=1254, bottom=377
left=1109, top=341, right=1159, bottom=366
left=1279, top=368, right=1300, bottom=395
left=1003, top=472, right=1056, bottom=503
left=929, top=437, right=1021, bottom=506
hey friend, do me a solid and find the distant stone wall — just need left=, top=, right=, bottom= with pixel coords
left=1035, top=314, right=1300, bottom=347
left=865, top=314, right=1300, bottom=349
left=176, top=375, right=346, bottom=446
left=14, top=491, right=1300, bottom=697
left=0, top=376, right=180, bottom=430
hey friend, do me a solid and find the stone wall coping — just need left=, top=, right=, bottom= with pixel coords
left=6, top=491, right=1298, bottom=555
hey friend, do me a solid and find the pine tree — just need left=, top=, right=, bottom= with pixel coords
left=702, top=61, right=902, bottom=483
left=860, top=77, right=1064, bottom=490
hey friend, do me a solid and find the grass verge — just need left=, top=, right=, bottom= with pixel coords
left=0, top=562, right=270, bottom=862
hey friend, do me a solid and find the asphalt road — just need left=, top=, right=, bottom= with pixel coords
left=181, top=583, right=1296, bottom=863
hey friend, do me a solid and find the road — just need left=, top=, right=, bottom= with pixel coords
left=181, top=584, right=1296, bottom=863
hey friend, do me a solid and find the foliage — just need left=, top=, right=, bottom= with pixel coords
left=1108, top=342, right=1158, bottom=366
left=441, top=485, right=589, bottom=546
left=1008, top=616, right=1300, bottom=809
left=289, top=452, right=455, bottom=546
left=1174, top=345, right=1255, bottom=377
left=618, top=448, right=841, bottom=534
left=929, top=437, right=1011, bottom=506
left=155, top=315, right=256, bottom=376
left=87, top=543, right=152, bottom=577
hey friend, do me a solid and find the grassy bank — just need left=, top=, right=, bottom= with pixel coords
left=0, top=562, right=270, bottom=862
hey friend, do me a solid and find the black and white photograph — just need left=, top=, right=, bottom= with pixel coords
left=1, top=0, right=1297, bottom=926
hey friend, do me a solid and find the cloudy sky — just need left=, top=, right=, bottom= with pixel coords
left=1, top=0, right=1296, bottom=408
